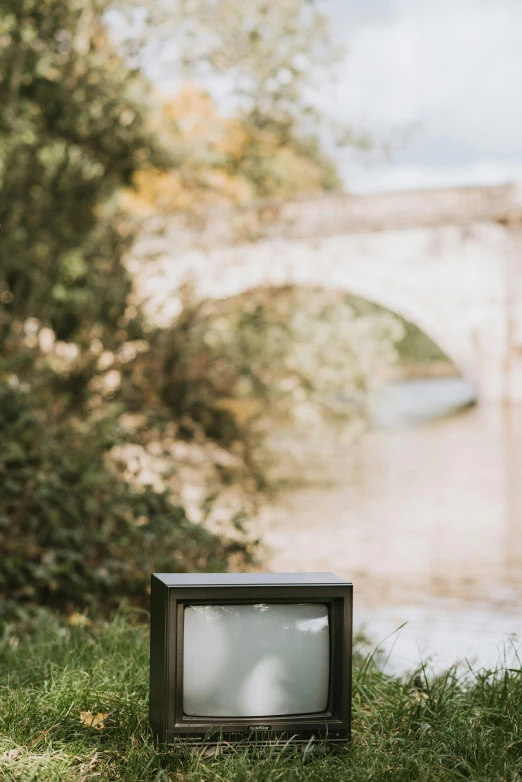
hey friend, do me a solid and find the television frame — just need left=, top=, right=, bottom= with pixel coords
left=150, top=572, right=353, bottom=746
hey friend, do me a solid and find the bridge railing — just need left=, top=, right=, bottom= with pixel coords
left=132, top=182, right=522, bottom=258
left=267, top=183, right=522, bottom=238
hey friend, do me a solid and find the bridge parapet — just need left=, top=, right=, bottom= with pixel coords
left=132, top=182, right=522, bottom=255
left=259, top=182, right=522, bottom=240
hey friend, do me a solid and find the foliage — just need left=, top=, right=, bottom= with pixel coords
left=0, top=614, right=521, bottom=781
left=0, top=0, right=261, bottom=620
left=112, top=0, right=344, bottom=204
left=114, top=0, right=338, bottom=120
left=335, top=295, right=450, bottom=368
left=395, top=320, right=449, bottom=365
left=0, top=0, right=170, bottom=345
left=0, top=384, right=253, bottom=618
left=122, top=288, right=403, bottom=440
left=126, top=84, right=339, bottom=216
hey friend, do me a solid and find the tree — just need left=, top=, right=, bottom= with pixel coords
left=0, top=0, right=255, bottom=618
left=111, top=0, right=343, bottom=200
left=0, top=0, right=171, bottom=345
left=125, top=83, right=339, bottom=217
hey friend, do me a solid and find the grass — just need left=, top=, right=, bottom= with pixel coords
left=0, top=612, right=521, bottom=781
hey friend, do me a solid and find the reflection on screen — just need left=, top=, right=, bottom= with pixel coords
left=182, top=603, right=329, bottom=717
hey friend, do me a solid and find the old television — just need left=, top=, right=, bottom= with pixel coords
left=149, top=572, right=352, bottom=746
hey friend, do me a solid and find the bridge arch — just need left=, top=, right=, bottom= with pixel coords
left=216, top=278, right=467, bottom=382
left=184, top=227, right=507, bottom=395
left=135, top=184, right=522, bottom=401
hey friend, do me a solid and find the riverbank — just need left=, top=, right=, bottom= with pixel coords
left=1, top=613, right=520, bottom=781
left=377, top=360, right=459, bottom=383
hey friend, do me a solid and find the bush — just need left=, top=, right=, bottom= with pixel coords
left=0, top=385, right=253, bottom=619
left=123, top=286, right=403, bottom=439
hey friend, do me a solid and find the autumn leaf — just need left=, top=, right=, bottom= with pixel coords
left=79, top=711, right=109, bottom=730
left=68, top=612, right=92, bottom=628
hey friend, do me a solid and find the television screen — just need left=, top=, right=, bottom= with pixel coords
left=149, top=572, right=352, bottom=746
left=183, top=603, right=330, bottom=717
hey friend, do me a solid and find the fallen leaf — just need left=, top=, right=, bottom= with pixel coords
left=68, top=612, right=92, bottom=628
left=79, top=710, right=108, bottom=730
left=1, top=748, right=21, bottom=760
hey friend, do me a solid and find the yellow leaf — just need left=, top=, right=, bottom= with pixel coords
left=68, top=612, right=91, bottom=628
left=79, top=711, right=108, bottom=730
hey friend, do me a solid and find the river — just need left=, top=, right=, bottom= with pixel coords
left=259, top=377, right=522, bottom=673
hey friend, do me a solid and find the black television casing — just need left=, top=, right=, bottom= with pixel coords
left=149, top=572, right=353, bottom=745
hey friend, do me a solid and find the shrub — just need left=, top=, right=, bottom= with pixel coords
left=0, top=385, right=253, bottom=619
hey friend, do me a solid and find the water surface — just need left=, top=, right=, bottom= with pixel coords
left=260, top=378, right=522, bottom=672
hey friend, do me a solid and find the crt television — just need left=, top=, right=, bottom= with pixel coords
left=149, top=572, right=352, bottom=746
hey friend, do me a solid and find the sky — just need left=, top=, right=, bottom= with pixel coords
left=110, top=0, right=522, bottom=194
left=320, top=0, right=522, bottom=192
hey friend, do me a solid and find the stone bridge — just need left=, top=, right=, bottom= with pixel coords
left=133, top=183, right=522, bottom=403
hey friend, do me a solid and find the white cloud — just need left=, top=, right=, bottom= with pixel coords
left=340, top=159, right=522, bottom=194
left=321, top=0, right=522, bottom=189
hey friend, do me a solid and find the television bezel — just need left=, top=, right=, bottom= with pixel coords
left=150, top=573, right=352, bottom=745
